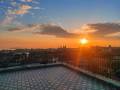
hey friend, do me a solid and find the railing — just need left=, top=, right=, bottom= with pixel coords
left=61, top=62, right=120, bottom=89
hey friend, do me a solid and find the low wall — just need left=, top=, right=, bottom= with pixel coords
left=0, top=63, right=62, bottom=73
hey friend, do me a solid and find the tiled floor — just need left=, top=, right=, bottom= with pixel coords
left=0, top=66, right=118, bottom=90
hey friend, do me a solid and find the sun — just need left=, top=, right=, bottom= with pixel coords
left=80, top=38, right=88, bottom=45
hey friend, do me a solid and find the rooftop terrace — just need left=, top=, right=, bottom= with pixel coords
left=0, top=64, right=119, bottom=90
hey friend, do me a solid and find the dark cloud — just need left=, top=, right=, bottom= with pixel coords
left=8, top=24, right=80, bottom=38
left=85, top=23, right=120, bottom=38
left=8, top=27, right=22, bottom=31
left=35, top=24, right=79, bottom=38
left=8, top=23, right=120, bottom=39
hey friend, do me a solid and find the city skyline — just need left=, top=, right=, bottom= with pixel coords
left=0, top=0, right=120, bottom=49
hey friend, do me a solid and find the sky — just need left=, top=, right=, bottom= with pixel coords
left=0, top=0, right=120, bottom=49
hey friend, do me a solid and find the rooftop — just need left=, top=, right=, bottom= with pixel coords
left=0, top=64, right=119, bottom=90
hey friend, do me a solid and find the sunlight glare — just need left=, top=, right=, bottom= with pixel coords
left=80, top=38, right=88, bottom=45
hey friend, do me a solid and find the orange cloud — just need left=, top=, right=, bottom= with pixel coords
left=15, top=9, right=28, bottom=15
left=81, top=24, right=98, bottom=34
left=20, top=4, right=32, bottom=10
left=106, top=32, right=120, bottom=37
left=11, top=4, right=32, bottom=15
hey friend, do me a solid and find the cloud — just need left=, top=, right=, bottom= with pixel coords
left=8, top=24, right=38, bottom=32
left=36, top=24, right=78, bottom=38
left=0, top=15, right=15, bottom=25
left=12, top=4, right=32, bottom=15
left=33, top=7, right=44, bottom=10
left=21, top=0, right=32, bottom=2
left=0, top=3, right=32, bottom=25
left=0, top=1, right=33, bottom=15
left=8, top=24, right=80, bottom=38
left=0, top=14, right=23, bottom=30
left=106, top=32, right=120, bottom=37
left=20, top=4, right=32, bottom=10
left=14, top=10, right=28, bottom=15
left=81, top=23, right=120, bottom=38
left=0, top=0, right=42, bottom=26
left=8, top=22, right=120, bottom=39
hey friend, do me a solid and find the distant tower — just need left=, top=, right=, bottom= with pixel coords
left=63, top=45, right=66, bottom=48
left=108, top=45, right=112, bottom=52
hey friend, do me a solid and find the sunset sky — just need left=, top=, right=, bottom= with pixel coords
left=0, top=0, right=120, bottom=49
